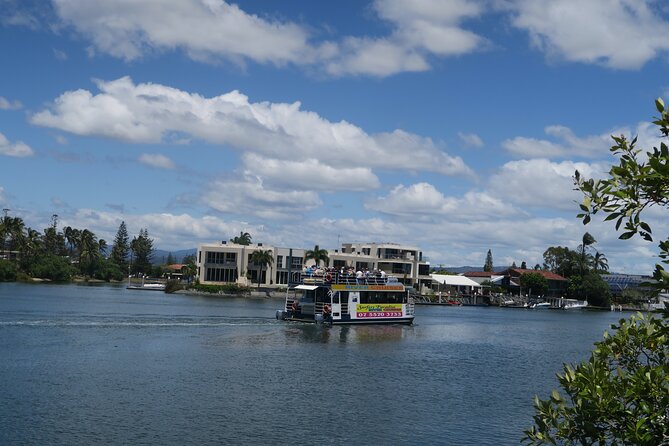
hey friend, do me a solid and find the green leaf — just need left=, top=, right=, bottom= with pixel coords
left=655, top=98, right=665, bottom=113
left=619, top=232, right=635, bottom=240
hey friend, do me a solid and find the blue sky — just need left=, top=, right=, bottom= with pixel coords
left=1, top=0, right=668, bottom=274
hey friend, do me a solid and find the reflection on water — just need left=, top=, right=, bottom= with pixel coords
left=0, top=283, right=623, bottom=446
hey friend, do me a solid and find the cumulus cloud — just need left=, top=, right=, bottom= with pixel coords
left=366, top=182, right=516, bottom=219
left=65, top=208, right=246, bottom=249
left=0, top=132, right=34, bottom=157
left=0, top=96, right=22, bottom=110
left=46, top=0, right=486, bottom=77
left=487, top=158, right=608, bottom=211
left=202, top=175, right=322, bottom=220
left=502, top=125, right=616, bottom=159
left=31, top=77, right=473, bottom=177
left=241, top=154, right=379, bottom=192
left=326, top=0, right=486, bottom=76
left=138, top=153, right=176, bottom=170
left=51, top=0, right=314, bottom=66
left=511, top=0, right=669, bottom=69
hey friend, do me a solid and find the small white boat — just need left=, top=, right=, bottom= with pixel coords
left=562, top=300, right=588, bottom=310
left=528, top=302, right=551, bottom=309
left=127, top=275, right=165, bottom=291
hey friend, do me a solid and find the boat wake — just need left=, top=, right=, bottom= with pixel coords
left=0, top=316, right=276, bottom=328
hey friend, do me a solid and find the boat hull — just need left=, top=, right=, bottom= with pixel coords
left=283, top=316, right=414, bottom=325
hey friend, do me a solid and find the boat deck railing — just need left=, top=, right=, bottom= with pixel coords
left=297, top=272, right=400, bottom=286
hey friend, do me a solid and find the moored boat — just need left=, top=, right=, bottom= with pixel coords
left=276, top=272, right=415, bottom=325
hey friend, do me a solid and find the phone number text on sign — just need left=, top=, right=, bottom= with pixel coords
left=356, top=311, right=403, bottom=318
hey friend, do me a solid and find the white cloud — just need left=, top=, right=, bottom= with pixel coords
left=487, top=158, right=608, bottom=211
left=138, top=153, right=176, bottom=170
left=0, top=132, right=34, bottom=157
left=202, top=175, right=322, bottom=220
left=502, top=125, right=617, bottom=159
left=458, top=131, right=484, bottom=147
left=48, top=0, right=486, bottom=77
left=326, top=0, right=485, bottom=76
left=0, top=186, right=6, bottom=206
left=241, top=154, right=380, bottom=192
left=366, top=182, right=517, bottom=219
left=31, top=76, right=473, bottom=177
left=0, top=96, right=22, bottom=110
left=52, top=0, right=313, bottom=66
left=64, top=208, right=247, bottom=249
left=511, top=0, right=669, bottom=69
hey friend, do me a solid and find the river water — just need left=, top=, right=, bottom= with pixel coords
left=0, top=283, right=625, bottom=445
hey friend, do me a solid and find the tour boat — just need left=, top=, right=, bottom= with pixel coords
left=276, top=272, right=415, bottom=325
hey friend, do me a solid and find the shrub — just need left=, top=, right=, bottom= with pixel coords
left=0, top=259, right=17, bottom=282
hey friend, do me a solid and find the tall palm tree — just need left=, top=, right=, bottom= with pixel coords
left=305, top=244, right=329, bottom=267
left=18, top=228, right=41, bottom=271
left=78, top=229, right=99, bottom=276
left=230, top=231, right=252, bottom=245
left=250, top=249, right=274, bottom=288
left=578, top=232, right=596, bottom=276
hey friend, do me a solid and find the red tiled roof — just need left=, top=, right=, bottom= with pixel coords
left=505, top=268, right=567, bottom=281
left=166, top=264, right=185, bottom=270
left=462, top=271, right=498, bottom=277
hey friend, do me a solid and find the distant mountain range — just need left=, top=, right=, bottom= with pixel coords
left=151, top=248, right=197, bottom=264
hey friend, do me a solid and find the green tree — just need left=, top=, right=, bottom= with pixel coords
left=77, top=229, right=101, bottom=277
left=250, top=249, right=274, bottom=288
left=305, top=244, right=329, bottom=267
left=577, top=232, right=597, bottom=276
left=543, top=246, right=580, bottom=278
left=130, top=228, right=153, bottom=274
left=110, top=221, right=130, bottom=272
left=567, top=272, right=611, bottom=307
left=521, top=261, right=527, bottom=269
left=166, top=252, right=174, bottom=265
left=230, top=231, right=252, bottom=245
left=31, top=254, right=76, bottom=282
left=519, top=272, right=548, bottom=297
left=575, top=98, right=669, bottom=291
left=592, top=251, right=609, bottom=273
left=526, top=99, right=669, bottom=445
left=483, top=249, right=494, bottom=272
left=0, top=259, right=17, bottom=281
left=182, top=259, right=197, bottom=284
left=524, top=312, right=669, bottom=445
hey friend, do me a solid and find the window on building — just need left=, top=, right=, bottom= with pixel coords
left=277, top=255, right=283, bottom=269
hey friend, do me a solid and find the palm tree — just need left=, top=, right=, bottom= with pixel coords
left=18, top=228, right=41, bottom=272
left=305, top=244, right=329, bottom=267
left=63, top=226, right=78, bottom=258
left=78, top=229, right=100, bottom=277
left=250, top=249, right=274, bottom=288
left=98, top=239, right=108, bottom=257
left=230, top=231, right=252, bottom=245
left=592, top=251, right=609, bottom=273
left=578, top=232, right=596, bottom=276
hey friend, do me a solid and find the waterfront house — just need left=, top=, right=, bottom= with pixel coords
left=499, top=268, right=568, bottom=297
left=196, top=241, right=430, bottom=289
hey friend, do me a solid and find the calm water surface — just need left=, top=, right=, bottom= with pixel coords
left=0, top=283, right=625, bottom=445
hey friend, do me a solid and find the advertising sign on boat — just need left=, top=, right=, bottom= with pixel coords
left=356, top=304, right=403, bottom=318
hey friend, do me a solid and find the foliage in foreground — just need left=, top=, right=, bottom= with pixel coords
left=524, top=311, right=668, bottom=445
left=575, top=98, right=669, bottom=293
